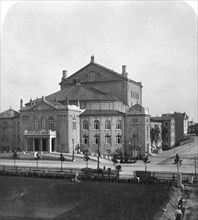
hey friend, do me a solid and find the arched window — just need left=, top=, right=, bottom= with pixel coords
left=83, top=120, right=89, bottom=130
left=73, top=117, right=76, bottom=130
left=116, top=134, right=122, bottom=144
left=94, top=134, right=100, bottom=144
left=116, top=120, right=122, bottom=129
left=49, top=117, right=54, bottom=130
left=94, top=120, right=100, bottom=130
left=105, top=134, right=111, bottom=144
left=147, top=126, right=149, bottom=138
left=41, top=117, right=46, bottom=130
left=34, top=118, right=39, bottom=131
left=89, top=71, right=96, bottom=81
left=83, top=134, right=89, bottom=145
left=105, top=120, right=111, bottom=130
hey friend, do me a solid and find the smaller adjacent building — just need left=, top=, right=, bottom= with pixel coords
left=151, top=116, right=175, bottom=150
left=0, top=108, right=20, bottom=152
left=162, top=112, right=188, bottom=144
left=125, top=104, right=150, bottom=158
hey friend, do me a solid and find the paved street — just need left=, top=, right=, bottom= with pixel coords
left=0, top=136, right=197, bottom=177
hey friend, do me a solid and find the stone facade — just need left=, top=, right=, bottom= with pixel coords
left=80, top=111, right=125, bottom=155
left=59, top=56, right=143, bottom=107
left=125, top=104, right=150, bottom=158
left=0, top=109, right=20, bottom=152
left=20, top=97, right=82, bottom=153
left=162, top=112, right=189, bottom=144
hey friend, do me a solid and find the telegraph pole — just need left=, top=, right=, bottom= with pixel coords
left=72, top=139, right=74, bottom=161
left=97, top=134, right=100, bottom=171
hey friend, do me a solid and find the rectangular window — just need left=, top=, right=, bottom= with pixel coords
left=94, top=134, right=100, bottom=144
left=73, top=121, right=76, bottom=130
left=105, top=134, right=111, bottom=144
left=83, top=134, right=89, bottom=145
left=116, top=134, right=122, bottom=144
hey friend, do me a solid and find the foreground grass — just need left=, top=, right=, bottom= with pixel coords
left=0, top=176, right=171, bottom=220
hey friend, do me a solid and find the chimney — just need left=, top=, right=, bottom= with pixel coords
left=62, top=70, right=67, bottom=80
left=30, top=98, right=33, bottom=106
left=122, top=65, right=128, bottom=78
left=90, top=55, right=95, bottom=63
left=122, top=65, right=126, bottom=74
left=20, top=99, right=23, bottom=107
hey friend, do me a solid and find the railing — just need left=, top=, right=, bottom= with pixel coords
left=135, top=170, right=196, bottom=183
left=24, top=130, right=56, bottom=136
left=1, top=165, right=197, bottom=184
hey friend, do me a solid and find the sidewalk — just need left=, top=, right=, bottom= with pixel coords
left=155, top=185, right=198, bottom=220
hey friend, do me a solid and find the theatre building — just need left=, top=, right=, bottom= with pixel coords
left=19, top=56, right=151, bottom=157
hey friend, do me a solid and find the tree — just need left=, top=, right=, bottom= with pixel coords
left=111, top=154, right=118, bottom=166
left=162, top=126, right=168, bottom=146
left=150, top=125, right=160, bottom=146
left=35, top=152, right=40, bottom=169
left=115, top=164, right=122, bottom=180
left=123, top=151, right=129, bottom=163
left=142, top=154, right=151, bottom=172
left=59, top=153, right=65, bottom=171
left=173, top=153, right=182, bottom=173
left=84, top=151, right=90, bottom=173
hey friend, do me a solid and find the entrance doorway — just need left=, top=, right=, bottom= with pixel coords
left=52, top=138, right=55, bottom=152
left=42, top=139, right=47, bottom=151
left=35, top=139, right=39, bottom=151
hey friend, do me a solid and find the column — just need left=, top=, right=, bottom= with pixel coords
left=33, top=138, right=35, bottom=153
left=48, top=137, right=51, bottom=153
left=55, top=138, right=57, bottom=152
left=40, top=138, right=42, bottom=152
left=25, top=138, right=28, bottom=152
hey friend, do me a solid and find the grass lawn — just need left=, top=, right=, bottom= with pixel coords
left=0, top=176, right=171, bottom=220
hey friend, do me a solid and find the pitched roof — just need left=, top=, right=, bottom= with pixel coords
left=60, top=61, right=142, bottom=87
left=0, top=109, right=20, bottom=119
left=151, top=116, right=173, bottom=121
left=22, top=97, right=66, bottom=110
left=46, top=84, right=120, bottom=102
left=62, top=62, right=127, bottom=83
left=80, top=110, right=124, bottom=116
left=162, top=112, right=188, bottom=120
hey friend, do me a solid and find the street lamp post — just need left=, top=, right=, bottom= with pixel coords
left=139, top=144, right=141, bottom=159
left=173, top=153, right=182, bottom=173
left=129, top=141, right=132, bottom=160
left=143, top=153, right=150, bottom=172
left=194, top=157, right=197, bottom=179
left=97, top=134, right=100, bottom=171
left=72, top=139, right=75, bottom=161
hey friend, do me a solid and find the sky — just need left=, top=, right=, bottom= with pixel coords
left=0, top=0, right=197, bottom=122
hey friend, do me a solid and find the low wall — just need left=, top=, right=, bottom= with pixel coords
left=179, top=138, right=194, bottom=146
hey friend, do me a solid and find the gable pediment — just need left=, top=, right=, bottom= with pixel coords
left=30, top=100, right=55, bottom=111
left=128, top=104, right=145, bottom=114
left=63, top=62, right=126, bottom=84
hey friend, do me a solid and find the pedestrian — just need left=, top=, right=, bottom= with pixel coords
left=178, top=197, right=183, bottom=209
left=103, top=166, right=106, bottom=170
left=175, top=208, right=182, bottom=220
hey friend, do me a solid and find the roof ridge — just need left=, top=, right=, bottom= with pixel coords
left=61, top=61, right=127, bottom=84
